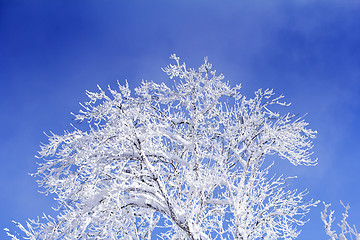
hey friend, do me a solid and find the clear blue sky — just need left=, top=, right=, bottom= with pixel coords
left=1, top=0, right=360, bottom=239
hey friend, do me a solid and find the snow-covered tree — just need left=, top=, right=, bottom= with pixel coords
left=321, top=201, right=360, bottom=240
left=7, top=55, right=320, bottom=239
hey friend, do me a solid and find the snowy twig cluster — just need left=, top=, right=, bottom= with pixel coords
left=7, top=55, right=322, bottom=239
left=321, top=201, right=360, bottom=240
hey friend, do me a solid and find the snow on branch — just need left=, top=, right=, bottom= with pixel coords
left=321, top=201, right=360, bottom=240
left=8, top=55, right=319, bottom=240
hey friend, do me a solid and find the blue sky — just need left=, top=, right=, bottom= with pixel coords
left=1, top=0, right=360, bottom=239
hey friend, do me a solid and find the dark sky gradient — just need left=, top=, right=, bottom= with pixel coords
left=1, top=1, right=360, bottom=239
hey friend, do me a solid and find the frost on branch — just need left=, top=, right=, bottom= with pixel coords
left=8, top=55, right=318, bottom=239
left=321, top=202, right=360, bottom=240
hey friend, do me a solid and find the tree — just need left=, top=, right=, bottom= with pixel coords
left=321, top=202, right=360, bottom=240
left=7, top=55, right=320, bottom=239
